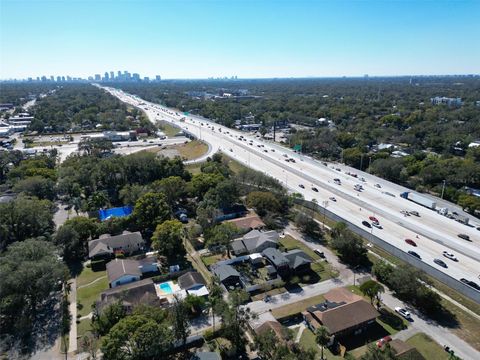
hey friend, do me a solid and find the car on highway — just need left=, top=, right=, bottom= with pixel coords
left=333, top=178, right=341, bottom=185
left=263, top=149, right=268, bottom=153
left=335, top=168, right=341, bottom=171
left=442, top=251, right=458, bottom=262
left=362, top=221, right=372, bottom=228
left=312, top=187, right=319, bottom=192
left=409, top=211, right=420, bottom=217
left=299, top=184, right=305, bottom=189
left=433, top=258, right=448, bottom=268
left=372, top=222, right=382, bottom=229
left=395, top=307, right=412, bottom=320
left=458, top=234, right=471, bottom=241
left=329, top=196, right=336, bottom=202
left=376, top=336, right=392, bottom=348
left=405, top=239, right=417, bottom=247
left=408, top=250, right=421, bottom=259
left=374, top=183, right=381, bottom=188
left=400, top=210, right=410, bottom=216
left=369, top=216, right=379, bottom=223
left=460, top=278, right=480, bottom=291
left=290, top=159, right=296, bottom=163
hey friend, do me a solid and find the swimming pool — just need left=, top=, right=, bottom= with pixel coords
left=158, top=282, right=174, bottom=294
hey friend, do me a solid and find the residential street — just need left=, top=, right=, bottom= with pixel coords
left=246, top=225, right=479, bottom=360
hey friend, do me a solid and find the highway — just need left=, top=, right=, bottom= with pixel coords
left=100, top=85, right=480, bottom=293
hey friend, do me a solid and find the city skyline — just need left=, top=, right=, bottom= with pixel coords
left=1, top=0, right=480, bottom=80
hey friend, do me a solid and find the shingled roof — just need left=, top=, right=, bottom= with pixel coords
left=88, top=231, right=144, bottom=258
left=178, top=271, right=207, bottom=290
left=106, top=258, right=142, bottom=283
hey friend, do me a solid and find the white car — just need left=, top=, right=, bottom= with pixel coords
left=442, top=251, right=458, bottom=262
left=372, top=222, right=383, bottom=229
left=395, top=307, right=411, bottom=319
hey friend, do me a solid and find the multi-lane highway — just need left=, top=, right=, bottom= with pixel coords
left=100, top=85, right=480, bottom=294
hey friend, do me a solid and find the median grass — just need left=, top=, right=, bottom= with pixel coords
left=158, top=121, right=180, bottom=137
left=177, top=140, right=208, bottom=160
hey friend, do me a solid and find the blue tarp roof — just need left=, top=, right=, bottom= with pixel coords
left=99, top=206, right=133, bottom=221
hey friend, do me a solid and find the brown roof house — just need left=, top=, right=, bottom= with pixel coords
left=302, top=287, right=379, bottom=340
left=226, top=215, right=265, bottom=231
left=88, top=231, right=145, bottom=259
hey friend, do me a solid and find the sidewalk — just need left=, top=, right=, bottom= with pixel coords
left=68, top=278, right=78, bottom=354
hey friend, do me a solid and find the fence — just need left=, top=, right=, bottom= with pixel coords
left=294, top=198, right=480, bottom=303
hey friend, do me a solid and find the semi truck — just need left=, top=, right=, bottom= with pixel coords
left=400, top=192, right=436, bottom=210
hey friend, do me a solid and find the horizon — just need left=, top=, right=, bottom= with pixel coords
left=1, top=0, right=480, bottom=80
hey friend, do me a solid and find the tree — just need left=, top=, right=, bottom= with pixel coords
left=13, top=175, right=56, bottom=200
left=119, top=184, right=148, bottom=205
left=183, top=294, right=206, bottom=316
left=330, top=227, right=368, bottom=266
left=151, top=176, right=187, bottom=206
left=101, top=315, right=173, bottom=360
left=91, top=301, right=127, bottom=336
left=204, top=222, right=240, bottom=256
left=207, top=276, right=225, bottom=332
left=359, top=280, right=385, bottom=308
left=80, top=333, right=99, bottom=360
left=151, top=219, right=185, bottom=260
left=254, top=329, right=292, bottom=360
left=295, top=212, right=321, bottom=237
left=55, top=224, right=83, bottom=262
left=360, top=343, right=397, bottom=360
left=372, top=261, right=394, bottom=284
left=189, top=172, right=224, bottom=199
left=170, top=297, right=191, bottom=349
left=315, top=326, right=330, bottom=360
left=246, top=191, right=282, bottom=216
left=0, top=195, right=55, bottom=251
left=132, top=192, right=171, bottom=233
left=0, top=239, right=67, bottom=339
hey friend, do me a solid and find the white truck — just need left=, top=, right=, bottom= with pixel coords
left=400, top=192, right=436, bottom=210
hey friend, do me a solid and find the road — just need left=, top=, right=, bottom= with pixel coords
left=100, top=85, right=480, bottom=292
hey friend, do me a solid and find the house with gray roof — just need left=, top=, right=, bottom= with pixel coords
left=178, top=271, right=209, bottom=297
left=262, top=248, right=312, bottom=277
left=230, top=230, right=279, bottom=255
left=284, top=249, right=312, bottom=273
left=106, top=257, right=159, bottom=288
left=88, top=231, right=145, bottom=259
left=211, top=264, right=242, bottom=289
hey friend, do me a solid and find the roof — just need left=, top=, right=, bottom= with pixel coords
left=283, top=249, right=312, bottom=269
left=106, top=258, right=142, bottom=283
left=309, top=300, right=379, bottom=335
left=212, top=264, right=240, bottom=282
left=254, top=320, right=287, bottom=341
left=191, top=352, right=221, bottom=360
left=220, top=204, right=247, bottom=215
left=98, top=278, right=159, bottom=312
left=226, top=215, right=265, bottom=230
left=187, top=286, right=209, bottom=297
left=178, top=271, right=207, bottom=290
left=262, top=248, right=289, bottom=267
left=88, top=231, right=144, bottom=257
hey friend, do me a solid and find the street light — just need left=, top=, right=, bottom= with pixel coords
left=322, top=200, right=329, bottom=230
left=441, top=179, right=446, bottom=199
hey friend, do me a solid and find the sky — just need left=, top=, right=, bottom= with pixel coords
left=1, top=0, right=479, bottom=79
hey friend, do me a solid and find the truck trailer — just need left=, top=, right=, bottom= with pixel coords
left=400, top=192, right=437, bottom=210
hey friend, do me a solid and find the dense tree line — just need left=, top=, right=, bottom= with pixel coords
left=0, top=82, right=57, bottom=106
left=28, top=84, right=153, bottom=133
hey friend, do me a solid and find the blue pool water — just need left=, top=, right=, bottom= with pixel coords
left=158, top=282, right=173, bottom=294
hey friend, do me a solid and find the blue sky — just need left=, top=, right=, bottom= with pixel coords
left=1, top=0, right=479, bottom=79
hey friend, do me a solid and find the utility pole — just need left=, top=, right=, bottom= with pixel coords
left=441, top=180, right=446, bottom=199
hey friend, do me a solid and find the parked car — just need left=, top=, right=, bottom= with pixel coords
left=434, top=258, right=448, bottom=268
left=376, top=336, right=392, bottom=348
left=442, top=251, right=458, bottom=262
left=314, top=249, right=326, bottom=258
left=408, top=250, right=421, bottom=259
left=458, top=234, right=471, bottom=241
left=395, top=307, right=411, bottom=320
left=405, top=239, right=417, bottom=247
left=362, top=221, right=372, bottom=228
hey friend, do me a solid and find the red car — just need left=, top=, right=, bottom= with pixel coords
left=405, top=239, right=417, bottom=247
left=376, top=336, right=392, bottom=348
left=369, top=216, right=379, bottom=223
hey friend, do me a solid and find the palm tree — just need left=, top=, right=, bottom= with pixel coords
left=208, top=276, right=224, bottom=332
left=315, top=326, right=330, bottom=360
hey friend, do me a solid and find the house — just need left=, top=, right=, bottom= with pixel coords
left=389, top=339, right=425, bottom=359
left=88, top=231, right=145, bottom=259
left=262, top=248, right=290, bottom=276
left=97, top=278, right=161, bottom=313
left=302, top=287, right=379, bottom=339
left=211, top=264, right=242, bottom=289
left=230, top=230, right=279, bottom=255
left=254, top=320, right=289, bottom=343
left=106, top=259, right=142, bottom=288
left=178, top=271, right=209, bottom=297
left=226, top=215, right=265, bottom=231
left=215, top=204, right=247, bottom=222
left=283, top=249, right=312, bottom=274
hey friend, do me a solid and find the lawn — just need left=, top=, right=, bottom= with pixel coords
left=201, top=253, right=225, bottom=267
left=299, top=328, right=344, bottom=360
left=76, top=318, right=93, bottom=338
left=176, top=140, right=208, bottom=160
left=76, top=267, right=107, bottom=287
left=77, top=276, right=109, bottom=317
left=406, top=333, right=449, bottom=360
left=185, top=163, right=202, bottom=174
left=272, top=294, right=325, bottom=319
left=158, top=121, right=180, bottom=137
left=280, top=235, right=321, bottom=261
